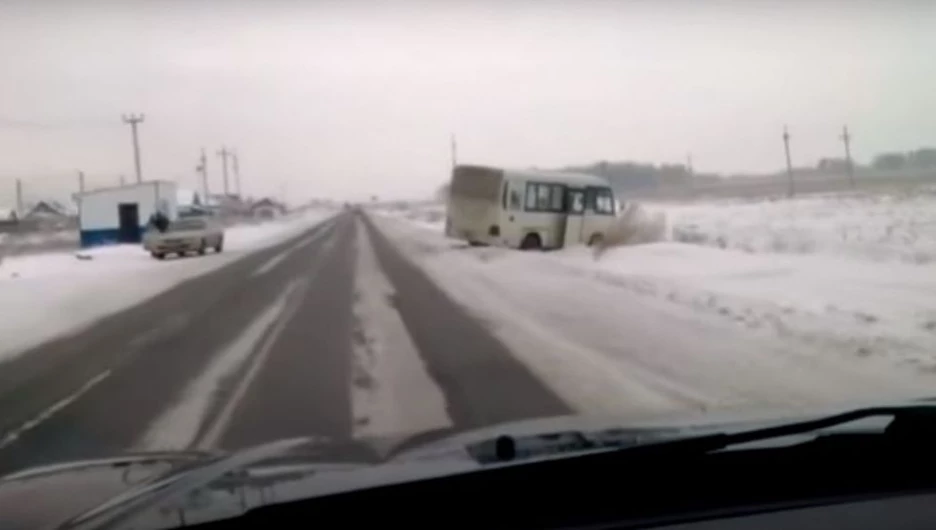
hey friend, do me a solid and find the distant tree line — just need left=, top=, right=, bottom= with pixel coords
left=869, top=147, right=936, bottom=171
left=562, top=147, right=936, bottom=192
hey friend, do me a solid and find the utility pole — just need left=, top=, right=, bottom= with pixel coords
left=231, top=150, right=241, bottom=198
left=450, top=133, right=458, bottom=171
left=15, top=178, right=23, bottom=217
left=121, top=113, right=145, bottom=183
left=841, top=125, right=855, bottom=189
left=217, top=146, right=231, bottom=196
left=78, top=171, right=85, bottom=193
left=196, top=148, right=209, bottom=202
left=783, top=125, right=794, bottom=197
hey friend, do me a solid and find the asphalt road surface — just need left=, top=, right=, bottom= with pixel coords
left=0, top=210, right=569, bottom=475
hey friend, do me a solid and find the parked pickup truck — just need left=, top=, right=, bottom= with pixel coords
left=144, top=217, right=224, bottom=259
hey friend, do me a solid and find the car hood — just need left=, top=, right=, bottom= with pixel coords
left=2, top=397, right=928, bottom=529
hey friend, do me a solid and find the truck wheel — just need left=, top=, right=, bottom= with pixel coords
left=152, top=252, right=165, bottom=260
left=198, top=239, right=207, bottom=255
left=215, top=239, right=224, bottom=253
left=520, top=233, right=542, bottom=251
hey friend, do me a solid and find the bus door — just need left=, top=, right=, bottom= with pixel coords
left=582, top=186, right=617, bottom=244
left=562, top=187, right=586, bottom=247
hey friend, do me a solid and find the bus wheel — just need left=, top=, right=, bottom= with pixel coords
left=520, top=233, right=542, bottom=250
left=587, top=233, right=604, bottom=247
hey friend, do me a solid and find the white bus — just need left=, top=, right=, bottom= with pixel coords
left=445, top=165, right=618, bottom=250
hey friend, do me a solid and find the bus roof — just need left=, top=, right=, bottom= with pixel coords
left=504, top=167, right=611, bottom=187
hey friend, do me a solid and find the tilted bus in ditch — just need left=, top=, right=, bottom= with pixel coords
left=445, top=164, right=618, bottom=250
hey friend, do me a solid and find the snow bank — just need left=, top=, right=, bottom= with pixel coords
left=654, top=188, right=936, bottom=264
left=0, top=209, right=337, bottom=362
left=373, top=211, right=936, bottom=417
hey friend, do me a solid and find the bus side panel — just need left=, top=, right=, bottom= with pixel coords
left=522, top=214, right=564, bottom=249
left=498, top=178, right=527, bottom=248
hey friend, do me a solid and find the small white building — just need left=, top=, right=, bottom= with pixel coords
left=74, top=181, right=178, bottom=248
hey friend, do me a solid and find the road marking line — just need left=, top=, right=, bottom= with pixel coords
left=195, top=277, right=312, bottom=450
left=136, top=284, right=300, bottom=451
left=250, top=222, right=334, bottom=278
left=0, top=370, right=111, bottom=450
left=139, top=232, right=339, bottom=452
left=350, top=219, right=452, bottom=438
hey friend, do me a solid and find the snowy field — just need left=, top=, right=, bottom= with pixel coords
left=662, top=188, right=936, bottom=264
left=370, top=190, right=936, bottom=417
left=0, top=209, right=338, bottom=361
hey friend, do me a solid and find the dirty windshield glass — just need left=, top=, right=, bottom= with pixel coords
left=1, top=1, right=935, bottom=519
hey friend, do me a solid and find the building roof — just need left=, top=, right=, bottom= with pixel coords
left=74, top=180, right=177, bottom=198
left=250, top=197, right=280, bottom=208
left=24, top=200, right=73, bottom=218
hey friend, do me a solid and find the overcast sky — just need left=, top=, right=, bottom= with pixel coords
left=1, top=0, right=934, bottom=204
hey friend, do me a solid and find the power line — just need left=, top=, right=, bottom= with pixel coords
left=121, top=113, right=145, bottom=183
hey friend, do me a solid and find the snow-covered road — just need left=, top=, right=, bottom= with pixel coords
left=372, top=195, right=936, bottom=419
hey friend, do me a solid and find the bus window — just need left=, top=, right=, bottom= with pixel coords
left=509, top=189, right=522, bottom=210
left=569, top=189, right=585, bottom=214
left=536, top=184, right=551, bottom=210
left=586, top=187, right=615, bottom=214
left=526, top=182, right=569, bottom=212
left=525, top=184, right=537, bottom=210
left=550, top=185, right=564, bottom=211
left=595, top=188, right=615, bottom=214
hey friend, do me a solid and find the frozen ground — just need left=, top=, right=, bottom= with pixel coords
left=0, top=209, right=337, bottom=362
left=371, top=194, right=936, bottom=418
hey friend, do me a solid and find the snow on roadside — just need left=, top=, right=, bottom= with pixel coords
left=653, top=188, right=936, bottom=264
left=0, top=209, right=337, bottom=362
left=372, top=211, right=936, bottom=418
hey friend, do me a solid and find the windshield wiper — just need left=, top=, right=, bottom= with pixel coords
left=476, top=405, right=936, bottom=464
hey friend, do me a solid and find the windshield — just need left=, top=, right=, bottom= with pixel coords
left=2, top=1, right=935, bottom=524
